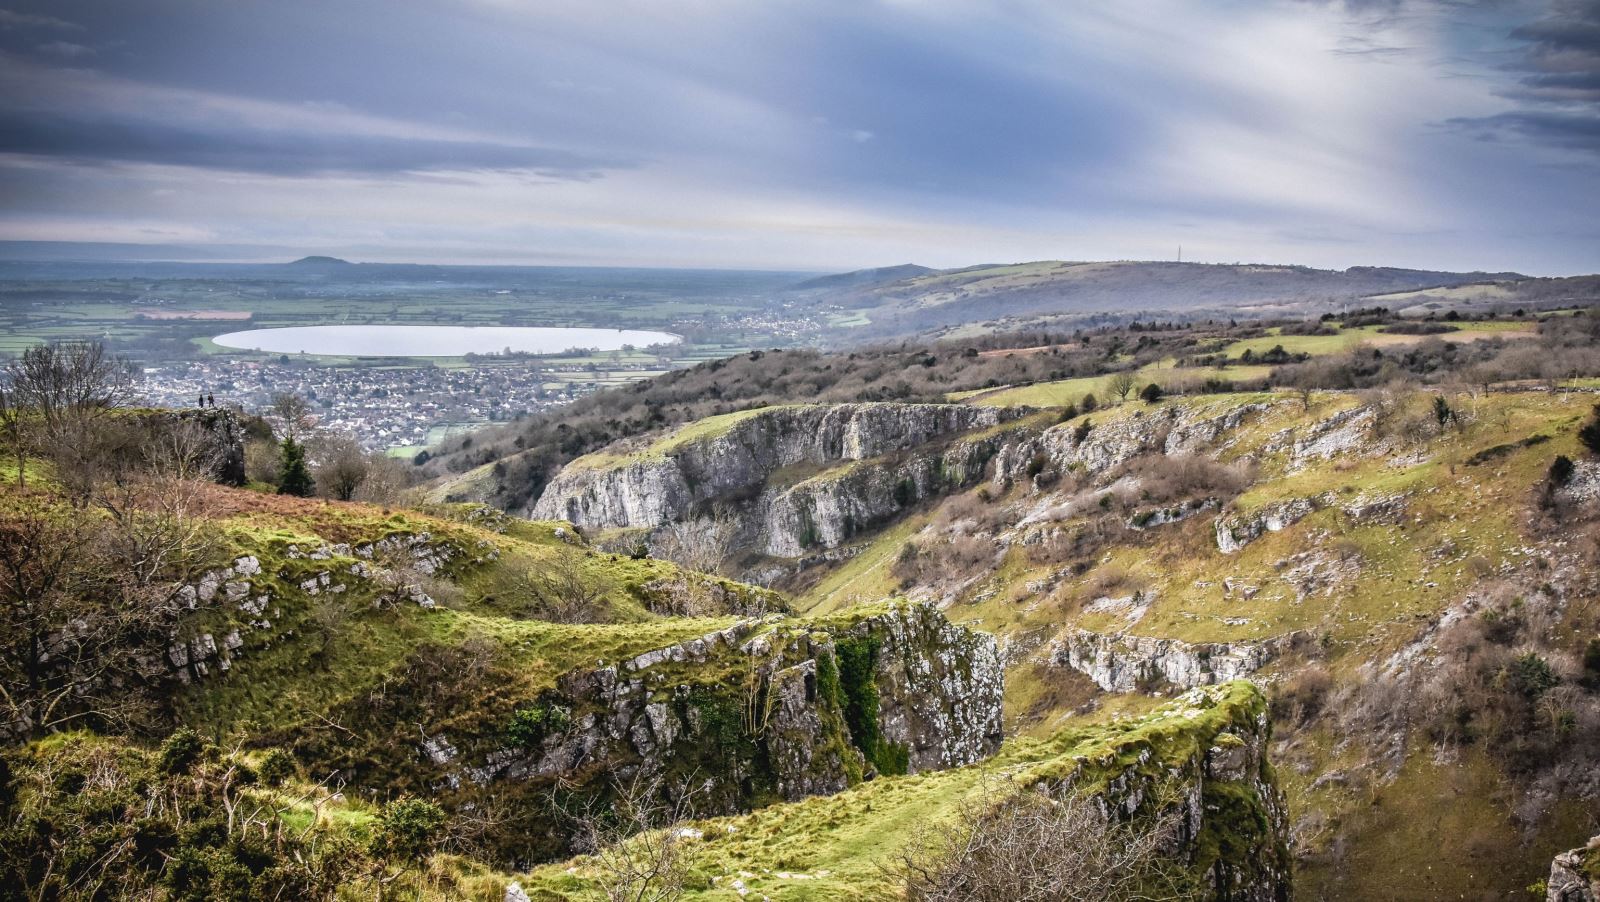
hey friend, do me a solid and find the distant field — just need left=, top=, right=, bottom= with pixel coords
left=959, top=322, right=1533, bottom=408
left=1217, top=321, right=1533, bottom=359
left=957, top=362, right=1275, bottom=407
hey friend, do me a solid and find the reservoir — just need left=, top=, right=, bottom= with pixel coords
left=211, top=325, right=681, bottom=357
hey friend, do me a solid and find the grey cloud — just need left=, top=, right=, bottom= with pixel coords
left=1446, top=0, right=1600, bottom=153
left=36, top=40, right=92, bottom=57
left=0, top=110, right=633, bottom=178
left=0, top=9, right=79, bottom=30
left=1446, top=108, right=1600, bottom=151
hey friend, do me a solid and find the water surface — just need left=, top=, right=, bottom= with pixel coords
left=212, top=324, right=680, bottom=357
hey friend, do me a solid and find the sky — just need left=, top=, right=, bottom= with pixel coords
left=0, top=0, right=1596, bottom=274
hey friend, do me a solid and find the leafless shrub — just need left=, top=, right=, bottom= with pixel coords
left=888, top=777, right=1196, bottom=902
left=1086, top=563, right=1144, bottom=598
left=651, top=512, right=737, bottom=575
left=311, top=434, right=370, bottom=501
left=1107, top=370, right=1138, bottom=403
left=269, top=392, right=314, bottom=441
left=515, top=547, right=614, bottom=623
left=244, top=437, right=281, bottom=485
left=1127, top=453, right=1253, bottom=505
left=1271, top=664, right=1332, bottom=727
left=569, top=765, right=699, bottom=902
left=352, top=453, right=415, bottom=505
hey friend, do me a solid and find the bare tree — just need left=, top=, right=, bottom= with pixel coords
left=311, top=433, right=370, bottom=501
left=651, top=512, right=737, bottom=575
left=8, top=340, right=134, bottom=427
left=517, top=547, right=613, bottom=623
left=888, top=777, right=1197, bottom=902
left=353, top=453, right=415, bottom=505
left=649, top=512, right=739, bottom=615
left=1107, top=371, right=1138, bottom=403
left=270, top=392, right=314, bottom=441
left=0, top=383, right=27, bottom=487
left=4, top=341, right=134, bottom=494
left=572, top=765, right=699, bottom=902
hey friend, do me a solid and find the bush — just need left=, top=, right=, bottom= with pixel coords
left=1138, top=383, right=1163, bottom=403
left=371, top=797, right=446, bottom=863
left=505, top=702, right=573, bottom=748
left=1504, top=652, right=1559, bottom=699
left=256, top=749, right=296, bottom=786
left=891, top=781, right=1189, bottom=902
left=1548, top=455, right=1575, bottom=487
left=159, top=728, right=205, bottom=774
left=1580, top=405, right=1600, bottom=456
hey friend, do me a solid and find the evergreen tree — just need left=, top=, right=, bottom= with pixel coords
left=1580, top=404, right=1600, bottom=457
left=278, top=436, right=314, bottom=497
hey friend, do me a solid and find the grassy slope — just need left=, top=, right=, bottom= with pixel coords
left=512, top=682, right=1270, bottom=901
left=960, top=321, right=1534, bottom=409
left=770, top=387, right=1598, bottom=896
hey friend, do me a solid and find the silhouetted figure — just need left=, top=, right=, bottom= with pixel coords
left=207, top=393, right=215, bottom=407
left=199, top=393, right=205, bottom=408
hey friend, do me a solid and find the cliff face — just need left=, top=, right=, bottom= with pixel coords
left=443, top=601, right=1003, bottom=818
left=1024, top=683, right=1292, bottom=902
left=1548, top=837, right=1600, bottom=902
left=990, top=401, right=1274, bottom=484
left=1055, top=629, right=1301, bottom=693
left=531, top=403, right=1030, bottom=558
left=145, top=407, right=249, bottom=485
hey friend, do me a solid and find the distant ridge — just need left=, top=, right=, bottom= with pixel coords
left=289, top=255, right=352, bottom=265
left=792, top=263, right=934, bottom=291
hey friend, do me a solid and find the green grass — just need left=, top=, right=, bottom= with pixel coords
left=962, top=363, right=1274, bottom=408
left=513, top=682, right=1270, bottom=900
left=1216, top=321, right=1534, bottom=361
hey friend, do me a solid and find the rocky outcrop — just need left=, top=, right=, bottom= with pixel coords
left=138, top=407, right=249, bottom=485
left=991, top=401, right=1276, bottom=484
left=1556, top=461, right=1600, bottom=505
left=1548, top=837, right=1600, bottom=902
left=160, top=532, right=490, bottom=684
left=1264, top=404, right=1377, bottom=468
left=533, top=403, right=1031, bottom=559
left=1054, top=628, right=1299, bottom=693
left=531, top=403, right=1018, bottom=529
left=1025, top=683, right=1292, bottom=901
left=455, top=602, right=1003, bottom=814
left=1214, top=496, right=1322, bottom=553
left=759, top=431, right=1015, bottom=557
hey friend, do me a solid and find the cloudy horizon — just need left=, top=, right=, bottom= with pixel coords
left=0, top=0, right=1597, bottom=274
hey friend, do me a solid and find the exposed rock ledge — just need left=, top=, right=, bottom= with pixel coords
left=449, top=601, right=1004, bottom=817
left=1547, top=836, right=1600, bottom=902
left=531, top=402, right=1021, bottom=531
left=532, top=403, right=1032, bottom=560
left=1024, top=683, right=1292, bottom=901
left=1054, top=628, right=1301, bottom=693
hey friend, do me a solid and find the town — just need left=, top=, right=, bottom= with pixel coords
left=137, top=357, right=649, bottom=453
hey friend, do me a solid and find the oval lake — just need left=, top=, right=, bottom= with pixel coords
left=211, top=325, right=681, bottom=357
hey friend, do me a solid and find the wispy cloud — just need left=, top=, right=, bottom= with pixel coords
left=0, top=9, right=80, bottom=30
left=0, top=0, right=1592, bottom=273
left=1445, top=0, right=1600, bottom=155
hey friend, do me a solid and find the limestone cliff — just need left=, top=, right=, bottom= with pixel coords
left=990, top=400, right=1276, bottom=484
left=1548, top=837, right=1600, bottom=902
left=439, top=600, right=1003, bottom=818
left=1023, top=682, right=1292, bottom=901
left=531, top=403, right=1030, bottom=557
left=1054, top=628, right=1301, bottom=693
